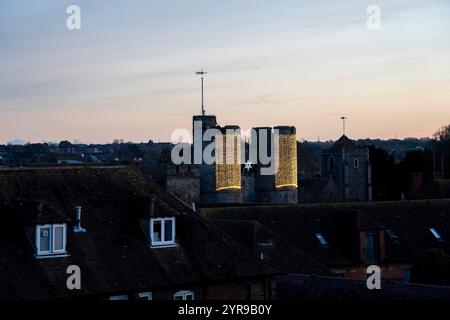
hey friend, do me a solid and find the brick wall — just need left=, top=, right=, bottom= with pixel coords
left=333, top=263, right=412, bottom=281
left=150, top=277, right=275, bottom=300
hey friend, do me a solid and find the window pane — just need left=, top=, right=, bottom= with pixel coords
left=365, top=233, right=380, bottom=263
left=174, top=296, right=184, bottom=300
left=164, top=220, right=173, bottom=242
left=39, top=227, right=51, bottom=252
left=54, top=226, right=64, bottom=251
left=109, top=295, right=128, bottom=300
left=153, top=221, right=162, bottom=242
left=138, top=292, right=152, bottom=300
left=403, top=269, right=411, bottom=281
left=185, top=294, right=193, bottom=300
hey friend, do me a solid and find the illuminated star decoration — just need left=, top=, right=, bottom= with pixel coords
left=245, top=160, right=253, bottom=171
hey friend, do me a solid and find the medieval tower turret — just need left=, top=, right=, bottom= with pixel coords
left=253, top=126, right=298, bottom=204
left=321, top=135, right=372, bottom=202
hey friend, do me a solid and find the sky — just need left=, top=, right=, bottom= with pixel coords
left=0, top=0, right=449, bottom=144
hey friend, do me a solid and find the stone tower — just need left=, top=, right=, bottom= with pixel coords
left=193, top=116, right=243, bottom=204
left=273, top=126, right=298, bottom=204
left=193, top=115, right=218, bottom=204
left=321, top=135, right=372, bottom=202
left=214, top=125, right=243, bottom=203
left=253, top=126, right=298, bottom=204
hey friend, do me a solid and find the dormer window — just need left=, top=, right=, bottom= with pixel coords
left=33, top=224, right=67, bottom=256
left=151, top=217, right=175, bottom=247
left=140, top=217, right=176, bottom=248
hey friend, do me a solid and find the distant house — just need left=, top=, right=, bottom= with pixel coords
left=0, top=166, right=277, bottom=300
left=202, top=200, right=450, bottom=283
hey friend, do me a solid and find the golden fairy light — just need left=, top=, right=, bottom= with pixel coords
left=275, top=134, right=298, bottom=188
left=216, top=130, right=241, bottom=191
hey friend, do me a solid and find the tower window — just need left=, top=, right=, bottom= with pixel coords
left=329, top=157, right=335, bottom=172
left=354, top=159, right=359, bottom=168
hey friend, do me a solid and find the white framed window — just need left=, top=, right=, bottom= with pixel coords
left=174, top=290, right=194, bottom=301
left=35, top=224, right=67, bottom=256
left=109, top=295, right=128, bottom=300
left=150, top=217, right=176, bottom=247
left=138, top=292, right=153, bottom=300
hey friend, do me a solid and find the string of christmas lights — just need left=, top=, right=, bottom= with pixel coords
left=216, top=132, right=241, bottom=191
left=275, top=134, right=298, bottom=188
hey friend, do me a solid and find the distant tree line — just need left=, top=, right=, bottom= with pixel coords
left=370, top=124, right=450, bottom=201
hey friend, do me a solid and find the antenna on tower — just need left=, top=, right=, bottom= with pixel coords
left=340, top=116, right=347, bottom=136
left=196, top=69, right=207, bottom=116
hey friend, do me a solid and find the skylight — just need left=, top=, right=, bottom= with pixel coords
left=386, top=228, right=399, bottom=239
left=429, top=228, right=443, bottom=241
left=315, top=233, right=329, bottom=248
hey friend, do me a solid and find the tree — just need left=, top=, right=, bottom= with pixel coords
left=59, top=140, right=73, bottom=149
left=369, top=146, right=398, bottom=200
left=434, top=124, right=450, bottom=141
left=411, top=249, right=450, bottom=285
left=113, top=139, right=124, bottom=144
left=433, top=124, right=450, bottom=178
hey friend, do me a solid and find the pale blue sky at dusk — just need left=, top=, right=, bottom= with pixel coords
left=1, top=0, right=449, bottom=144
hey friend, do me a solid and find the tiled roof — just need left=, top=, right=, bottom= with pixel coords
left=14, top=199, right=71, bottom=224
left=0, top=166, right=276, bottom=300
left=210, top=219, right=331, bottom=275
left=201, top=200, right=450, bottom=267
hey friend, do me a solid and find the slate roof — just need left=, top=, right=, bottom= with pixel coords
left=201, top=200, right=450, bottom=267
left=0, top=166, right=276, bottom=300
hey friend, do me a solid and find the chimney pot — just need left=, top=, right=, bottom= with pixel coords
left=74, top=205, right=86, bottom=233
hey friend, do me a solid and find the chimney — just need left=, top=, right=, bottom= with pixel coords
left=73, top=205, right=86, bottom=233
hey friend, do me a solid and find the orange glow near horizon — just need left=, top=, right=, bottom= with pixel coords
left=1, top=1, right=449, bottom=144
